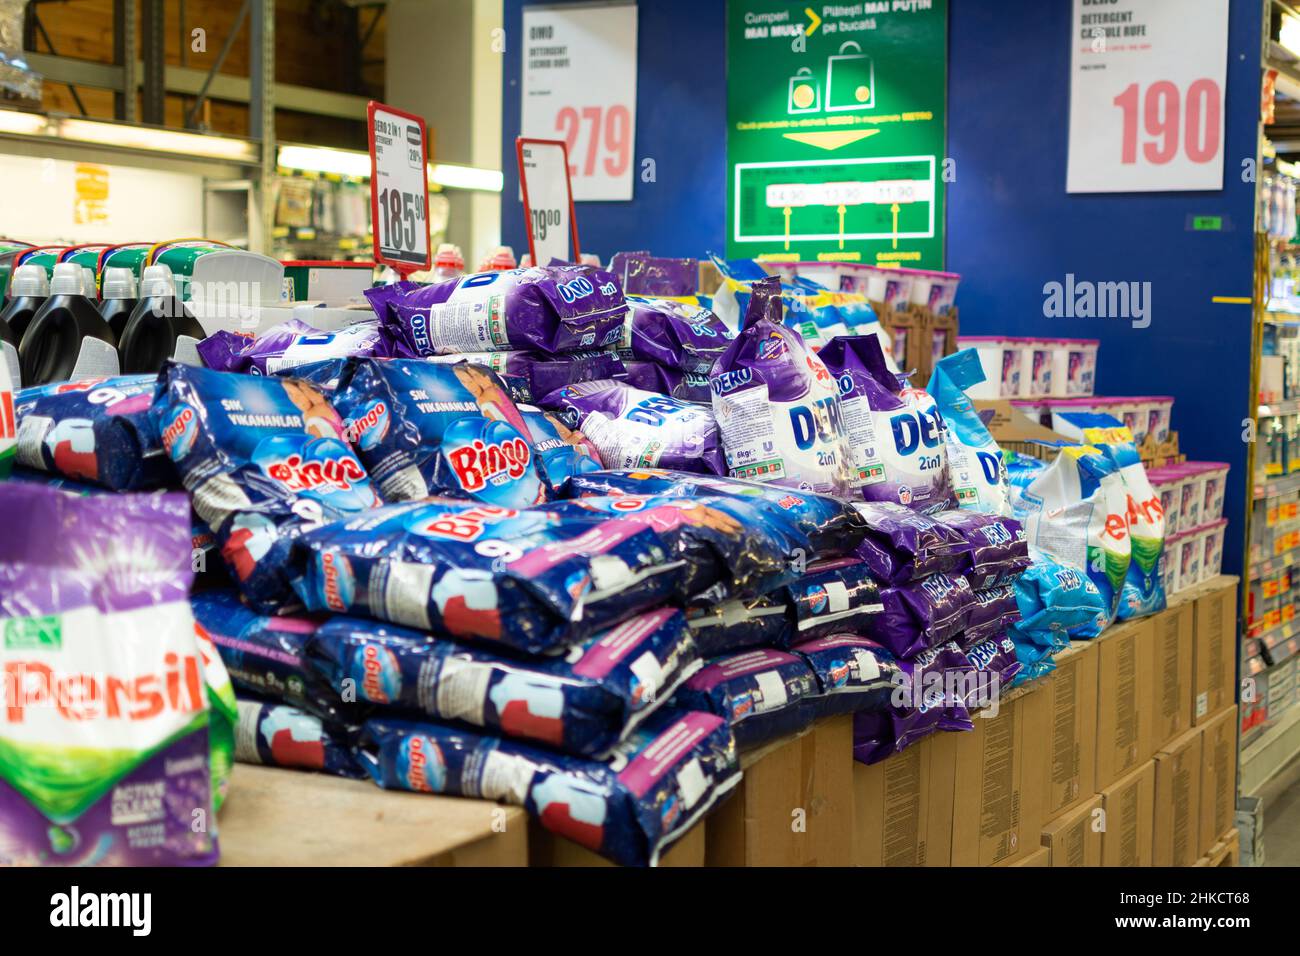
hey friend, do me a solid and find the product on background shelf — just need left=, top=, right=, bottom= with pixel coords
left=156, top=362, right=380, bottom=610
left=541, top=378, right=725, bottom=475
left=820, top=334, right=951, bottom=510
left=359, top=708, right=740, bottom=867
left=710, top=276, right=852, bottom=495
left=198, top=318, right=398, bottom=375
left=928, top=347, right=1013, bottom=515
left=517, top=405, right=603, bottom=493
left=426, top=348, right=625, bottom=405
left=608, top=251, right=699, bottom=297
left=0, top=484, right=219, bottom=866
left=907, top=268, right=961, bottom=314
left=366, top=264, right=626, bottom=356
left=431, top=243, right=466, bottom=283
left=954, top=336, right=1022, bottom=398
left=669, top=648, right=819, bottom=747
left=14, top=374, right=174, bottom=490
left=97, top=267, right=139, bottom=340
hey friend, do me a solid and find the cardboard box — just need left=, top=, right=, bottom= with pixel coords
left=1004, top=846, right=1050, bottom=867
left=1154, top=726, right=1203, bottom=867
left=1099, top=759, right=1155, bottom=867
left=852, top=729, right=956, bottom=866
left=950, top=684, right=1051, bottom=866
left=975, top=399, right=1066, bottom=463
left=1152, top=601, right=1195, bottom=748
left=1095, top=617, right=1156, bottom=789
left=1192, top=577, right=1240, bottom=724
left=1041, top=795, right=1103, bottom=867
left=706, top=715, right=853, bottom=866
left=528, top=818, right=705, bottom=867
left=1040, top=641, right=1099, bottom=817
left=1198, top=706, right=1239, bottom=860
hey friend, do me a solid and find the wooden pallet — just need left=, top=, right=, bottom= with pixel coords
left=1192, top=828, right=1241, bottom=867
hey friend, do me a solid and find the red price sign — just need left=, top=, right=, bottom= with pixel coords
left=367, top=101, right=431, bottom=274
left=554, top=105, right=633, bottom=180
left=1112, top=80, right=1222, bottom=166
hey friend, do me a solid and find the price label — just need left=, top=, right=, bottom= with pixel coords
left=1066, top=0, right=1227, bottom=193
left=517, top=138, right=580, bottom=267
left=368, top=101, right=431, bottom=271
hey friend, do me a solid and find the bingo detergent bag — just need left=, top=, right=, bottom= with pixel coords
left=332, top=358, right=553, bottom=506
left=820, top=334, right=951, bottom=511
left=709, top=277, right=852, bottom=495
left=0, top=485, right=219, bottom=865
left=1018, top=445, right=1131, bottom=635
left=366, top=264, right=627, bottom=356
left=928, top=348, right=1012, bottom=515
left=155, top=362, right=380, bottom=610
left=518, top=405, right=603, bottom=492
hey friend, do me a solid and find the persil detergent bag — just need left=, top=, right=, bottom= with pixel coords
left=306, top=607, right=700, bottom=758
left=709, top=276, right=853, bottom=496
left=0, top=484, right=219, bottom=865
left=365, top=265, right=627, bottom=356
left=1017, top=445, right=1131, bottom=636
left=928, top=348, right=1013, bottom=516
left=819, top=334, right=951, bottom=511
left=332, top=358, right=553, bottom=507
left=518, top=405, right=603, bottom=493
left=540, top=379, right=725, bottom=475
left=290, top=498, right=681, bottom=655
left=1069, top=419, right=1166, bottom=619
left=197, top=318, right=398, bottom=375
left=359, top=708, right=740, bottom=867
left=15, top=375, right=174, bottom=490
left=155, top=362, right=380, bottom=612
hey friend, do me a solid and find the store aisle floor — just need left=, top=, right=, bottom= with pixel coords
left=1260, top=755, right=1300, bottom=866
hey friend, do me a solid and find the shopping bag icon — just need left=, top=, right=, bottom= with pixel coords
left=826, top=41, right=874, bottom=111
left=788, top=67, right=821, bottom=114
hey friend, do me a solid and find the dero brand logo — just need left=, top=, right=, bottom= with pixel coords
left=710, top=369, right=752, bottom=396
left=889, top=407, right=944, bottom=455
left=266, top=454, right=366, bottom=493
left=50, top=886, right=151, bottom=937
left=555, top=276, right=595, bottom=303
left=446, top=436, right=531, bottom=492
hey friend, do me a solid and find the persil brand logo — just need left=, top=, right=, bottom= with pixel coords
left=710, top=368, right=751, bottom=396
left=446, top=437, right=531, bottom=492
left=266, top=454, right=366, bottom=493
left=161, top=406, right=196, bottom=454
left=3, top=653, right=204, bottom=723
left=344, top=402, right=388, bottom=445
left=417, top=505, right=517, bottom=541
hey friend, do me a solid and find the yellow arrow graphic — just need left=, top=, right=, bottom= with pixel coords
left=805, top=7, right=822, bottom=36
left=783, top=206, right=793, bottom=251
left=837, top=204, right=847, bottom=250
left=890, top=202, right=900, bottom=249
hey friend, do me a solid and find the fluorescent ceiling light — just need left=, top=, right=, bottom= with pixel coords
left=58, top=118, right=258, bottom=162
left=430, top=163, right=503, bottom=192
left=0, top=109, right=50, bottom=135
left=277, top=144, right=372, bottom=178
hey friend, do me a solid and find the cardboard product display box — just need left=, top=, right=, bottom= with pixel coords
left=1095, top=617, right=1157, bottom=790
left=1153, top=726, right=1203, bottom=867
left=1151, top=599, right=1195, bottom=749
left=1041, top=795, right=1103, bottom=867
left=1039, top=641, right=1099, bottom=818
left=853, top=730, right=957, bottom=867
left=528, top=818, right=705, bottom=867
left=1098, top=759, right=1155, bottom=867
left=1198, top=706, right=1240, bottom=861
left=950, top=684, right=1051, bottom=866
left=706, top=715, right=853, bottom=867
left=1002, top=846, right=1050, bottom=867
left=1192, top=577, right=1240, bottom=724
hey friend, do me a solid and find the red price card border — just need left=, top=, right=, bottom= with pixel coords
left=516, top=136, right=581, bottom=265
left=368, top=100, right=432, bottom=275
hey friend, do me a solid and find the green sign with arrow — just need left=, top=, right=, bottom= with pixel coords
left=726, top=1, right=948, bottom=268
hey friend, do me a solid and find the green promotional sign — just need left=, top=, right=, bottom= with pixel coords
left=726, top=1, right=947, bottom=268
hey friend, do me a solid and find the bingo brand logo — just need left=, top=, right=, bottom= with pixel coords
left=320, top=552, right=352, bottom=612
left=446, top=436, right=531, bottom=493
left=344, top=402, right=389, bottom=446
left=161, top=406, right=197, bottom=456
left=416, top=505, right=517, bottom=541
left=266, top=453, right=366, bottom=493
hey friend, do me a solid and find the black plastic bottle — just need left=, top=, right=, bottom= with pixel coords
left=0, top=264, right=49, bottom=347
left=19, top=262, right=118, bottom=386
left=118, top=264, right=206, bottom=374
left=98, top=267, right=140, bottom=340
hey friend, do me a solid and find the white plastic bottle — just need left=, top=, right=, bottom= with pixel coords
left=431, top=243, right=465, bottom=282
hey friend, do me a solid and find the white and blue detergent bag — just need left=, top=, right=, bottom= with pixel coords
left=928, top=348, right=1012, bottom=516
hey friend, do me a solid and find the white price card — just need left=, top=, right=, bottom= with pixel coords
left=517, top=137, right=580, bottom=266
left=368, top=101, right=431, bottom=271
left=520, top=1, right=638, bottom=201
left=1066, top=0, right=1228, bottom=193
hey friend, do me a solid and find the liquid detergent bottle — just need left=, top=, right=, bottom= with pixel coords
left=431, top=243, right=465, bottom=282
left=19, top=262, right=118, bottom=386
left=480, top=246, right=517, bottom=271
left=98, top=267, right=140, bottom=340
left=0, top=263, right=49, bottom=346
left=118, top=264, right=206, bottom=373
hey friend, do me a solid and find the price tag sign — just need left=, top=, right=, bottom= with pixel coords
left=368, top=101, right=431, bottom=272
left=517, top=137, right=580, bottom=266
left=1066, top=0, right=1227, bottom=193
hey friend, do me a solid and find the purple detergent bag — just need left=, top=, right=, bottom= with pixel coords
left=935, top=509, right=1031, bottom=587
left=669, top=648, right=817, bottom=747
left=540, top=379, right=725, bottom=474
left=853, top=640, right=974, bottom=764
left=608, top=251, right=699, bottom=297
left=794, top=634, right=900, bottom=719
left=426, top=349, right=625, bottom=404
left=332, top=358, right=553, bottom=507
left=14, top=374, right=174, bottom=490
left=234, top=698, right=364, bottom=778
left=0, top=484, right=219, bottom=865
left=820, top=334, right=952, bottom=511
left=962, top=583, right=1022, bottom=646
left=621, top=360, right=712, bottom=404
left=197, top=318, right=398, bottom=374
left=709, top=276, right=853, bottom=495
left=359, top=708, right=740, bottom=866
left=622, top=295, right=734, bottom=375
left=306, top=607, right=700, bottom=758
left=290, top=498, right=682, bottom=655
left=366, top=265, right=627, bottom=356
left=852, top=501, right=969, bottom=584
left=155, top=362, right=380, bottom=611
left=958, top=633, right=1023, bottom=707
left=869, top=572, right=976, bottom=658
